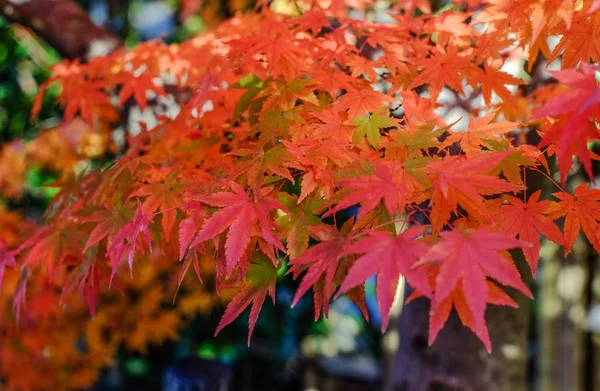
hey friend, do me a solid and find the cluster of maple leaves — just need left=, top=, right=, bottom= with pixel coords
left=2, top=1, right=600, bottom=386
left=0, top=202, right=228, bottom=389
left=0, top=84, right=225, bottom=390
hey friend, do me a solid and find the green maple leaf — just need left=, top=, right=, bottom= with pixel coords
left=349, top=108, right=397, bottom=148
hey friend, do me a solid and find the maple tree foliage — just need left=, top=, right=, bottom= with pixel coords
left=3, top=0, right=600, bottom=386
left=0, top=203, right=230, bottom=389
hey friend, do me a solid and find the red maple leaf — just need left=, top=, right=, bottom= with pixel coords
left=408, top=273, right=518, bottom=352
left=34, top=60, right=115, bottom=124
left=107, top=200, right=155, bottom=282
left=338, top=226, right=432, bottom=331
left=323, top=162, right=410, bottom=221
left=12, top=272, right=27, bottom=326
left=61, top=256, right=114, bottom=317
left=178, top=205, right=206, bottom=261
left=531, top=65, right=600, bottom=182
left=0, top=240, right=16, bottom=290
left=130, top=168, right=185, bottom=238
left=192, top=183, right=285, bottom=277
left=414, top=227, right=532, bottom=351
left=214, top=255, right=278, bottom=345
left=288, top=224, right=353, bottom=310
left=20, top=225, right=86, bottom=279
left=83, top=203, right=133, bottom=252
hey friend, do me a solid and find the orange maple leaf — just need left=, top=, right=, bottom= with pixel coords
left=547, top=184, right=600, bottom=254
left=495, top=190, right=564, bottom=274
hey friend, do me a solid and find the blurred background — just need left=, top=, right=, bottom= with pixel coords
left=0, top=1, right=599, bottom=390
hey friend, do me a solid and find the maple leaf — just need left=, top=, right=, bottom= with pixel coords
left=107, top=200, right=155, bottom=282
left=288, top=224, right=353, bottom=309
left=441, top=111, right=520, bottom=154
left=249, top=108, right=306, bottom=145
left=347, top=56, right=380, bottom=83
left=0, top=240, right=16, bottom=290
left=20, top=226, right=86, bottom=279
left=261, top=78, right=319, bottom=112
left=281, top=138, right=354, bottom=203
left=275, top=194, right=323, bottom=260
left=229, top=143, right=294, bottom=193
left=61, top=256, right=113, bottom=317
left=117, top=72, right=166, bottom=111
left=129, top=168, right=185, bottom=237
left=387, top=120, right=448, bottom=154
left=176, top=250, right=203, bottom=299
left=435, top=12, right=474, bottom=43
left=192, top=183, right=285, bottom=277
left=549, top=14, right=600, bottom=69
left=409, top=275, right=518, bottom=352
left=35, top=61, right=115, bottom=124
left=214, top=255, right=278, bottom=345
left=324, top=162, right=410, bottom=221
left=487, top=148, right=538, bottom=185
left=362, top=25, right=401, bottom=50
left=425, top=152, right=523, bottom=233
left=526, top=28, right=552, bottom=73
left=494, top=190, right=564, bottom=274
left=12, top=272, right=27, bottom=326
left=289, top=10, right=331, bottom=33
left=546, top=184, right=600, bottom=254
left=311, top=69, right=356, bottom=101
left=338, top=226, right=432, bottom=331
left=231, top=74, right=268, bottom=122
left=336, top=89, right=395, bottom=119
left=470, top=64, right=525, bottom=107
left=398, top=91, right=444, bottom=125
left=288, top=219, right=369, bottom=321
left=410, top=46, right=474, bottom=103
left=311, top=108, right=354, bottom=140
left=531, top=65, right=600, bottom=182
left=414, top=227, right=532, bottom=351
left=227, top=33, right=306, bottom=81
left=347, top=108, right=398, bottom=148
left=178, top=211, right=202, bottom=261
left=83, top=204, right=133, bottom=252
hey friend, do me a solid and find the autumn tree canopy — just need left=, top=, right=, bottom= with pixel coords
left=2, top=0, right=600, bottom=388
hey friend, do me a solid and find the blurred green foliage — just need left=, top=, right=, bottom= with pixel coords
left=0, top=18, right=61, bottom=142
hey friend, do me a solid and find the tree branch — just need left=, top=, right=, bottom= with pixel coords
left=0, top=0, right=123, bottom=60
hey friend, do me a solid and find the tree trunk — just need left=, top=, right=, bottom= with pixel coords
left=394, top=286, right=531, bottom=391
